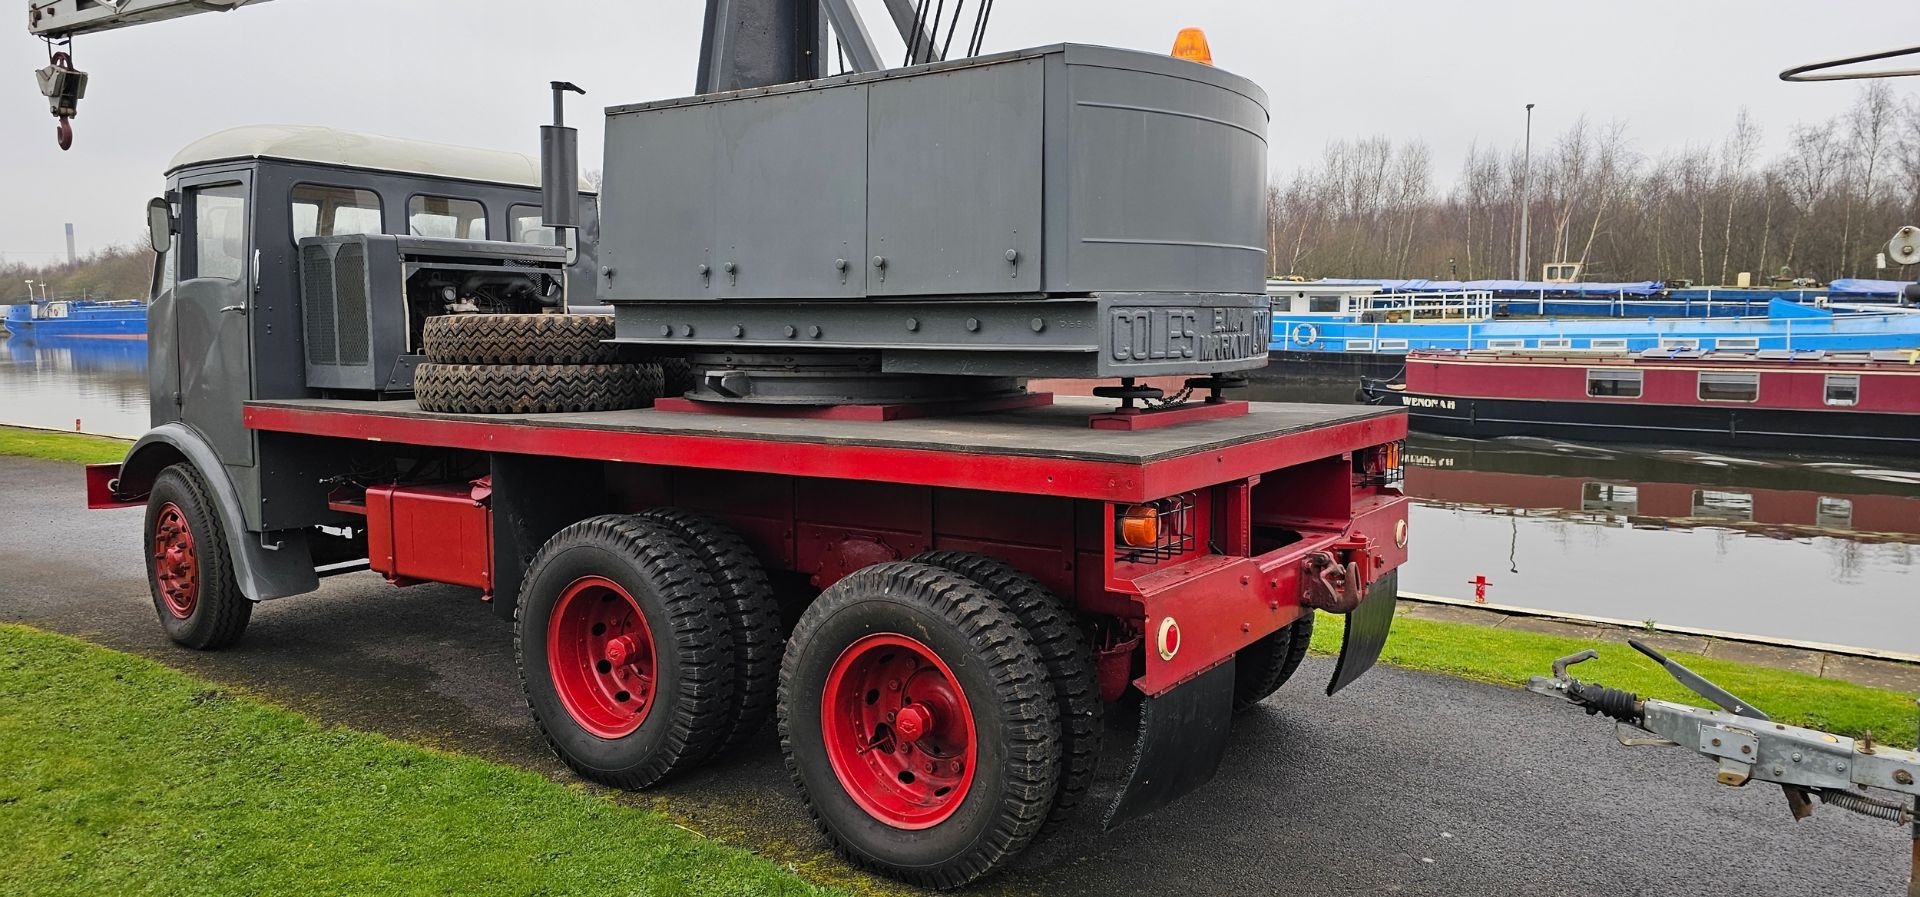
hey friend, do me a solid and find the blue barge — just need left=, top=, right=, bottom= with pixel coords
left=3, top=299, right=148, bottom=337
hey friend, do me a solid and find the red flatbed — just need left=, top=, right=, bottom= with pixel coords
left=244, top=396, right=1407, bottom=502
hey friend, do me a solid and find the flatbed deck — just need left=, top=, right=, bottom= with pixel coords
left=246, top=396, right=1404, bottom=502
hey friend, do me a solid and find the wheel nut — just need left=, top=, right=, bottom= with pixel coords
left=605, top=635, right=636, bottom=666
left=895, top=704, right=933, bottom=742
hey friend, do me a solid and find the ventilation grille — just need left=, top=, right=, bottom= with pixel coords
left=301, top=243, right=337, bottom=365
left=335, top=242, right=370, bottom=365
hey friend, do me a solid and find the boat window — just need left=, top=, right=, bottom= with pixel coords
left=1581, top=482, right=1638, bottom=514
left=1376, top=339, right=1410, bottom=352
left=1824, top=374, right=1860, bottom=407
left=1698, top=371, right=1759, bottom=402
left=1539, top=338, right=1572, bottom=350
left=409, top=195, right=487, bottom=240
left=292, top=184, right=382, bottom=241
left=1660, top=338, right=1700, bottom=350
left=1345, top=340, right=1374, bottom=352
left=1716, top=337, right=1760, bottom=350
left=1309, top=297, right=1342, bottom=313
left=1586, top=369, right=1642, bottom=398
left=1692, top=490, right=1754, bottom=521
left=1816, top=496, right=1853, bottom=529
left=189, top=183, right=247, bottom=281
left=1590, top=339, right=1628, bottom=351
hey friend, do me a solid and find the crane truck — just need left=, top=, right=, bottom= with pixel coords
left=35, top=0, right=1413, bottom=885
left=28, top=0, right=1920, bottom=891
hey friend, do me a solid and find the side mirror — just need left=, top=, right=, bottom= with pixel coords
left=145, top=197, right=173, bottom=253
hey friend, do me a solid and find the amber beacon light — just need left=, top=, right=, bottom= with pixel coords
left=1171, top=28, right=1214, bottom=65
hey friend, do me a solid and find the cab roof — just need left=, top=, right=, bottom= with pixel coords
left=167, top=125, right=596, bottom=193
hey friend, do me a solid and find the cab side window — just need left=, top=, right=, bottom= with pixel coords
left=409, top=196, right=486, bottom=239
left=189, top=183, right=248, bottom=281
left=510, top=204, right=554, bottom=244
left=292, top=184, right=383, bottom=240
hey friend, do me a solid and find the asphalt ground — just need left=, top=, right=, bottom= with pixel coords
left=1, top=454, right=1911, bottom=895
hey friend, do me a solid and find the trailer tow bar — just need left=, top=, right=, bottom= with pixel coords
left=1528, top=641, right=1919, bottom=895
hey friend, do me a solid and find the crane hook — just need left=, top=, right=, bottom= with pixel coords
left=37, top=47, right=87, bottom=151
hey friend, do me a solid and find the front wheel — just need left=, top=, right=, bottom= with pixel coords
left=144, top=464, right=251, bottom=649
left=779, top=562, right=1060, bottom=889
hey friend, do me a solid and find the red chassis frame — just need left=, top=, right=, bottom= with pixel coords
left=240, top=402, right=1409, bottom=698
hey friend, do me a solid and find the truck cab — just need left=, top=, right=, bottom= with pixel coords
left=141, top=125, right=600, bottom=542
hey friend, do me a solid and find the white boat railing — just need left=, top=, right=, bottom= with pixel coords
left=1351, top=290, right=1493, bottom=321
left=1334, top=317, right=1826, bottom=353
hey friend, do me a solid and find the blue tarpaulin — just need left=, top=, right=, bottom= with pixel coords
left=1311, top=278, right=1666, bottom=296
left=1826, top=278, right=1912, bottom=296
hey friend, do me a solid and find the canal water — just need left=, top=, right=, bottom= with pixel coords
left=0, top=331, right=149, bottom=437
left=3, top=331, right=1914, bottom=655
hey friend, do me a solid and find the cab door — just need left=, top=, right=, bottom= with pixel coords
left=172, top=172, right=256, bottom=466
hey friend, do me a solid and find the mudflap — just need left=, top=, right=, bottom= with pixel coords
left=1102, top=658, right=1235, bottom=831
left=1327, top=570, right=1398, bottom=696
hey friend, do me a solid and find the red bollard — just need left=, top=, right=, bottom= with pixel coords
left=1467, top=575, right=1491, bottom=604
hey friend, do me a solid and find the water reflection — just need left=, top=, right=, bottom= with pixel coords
left=0, top=331, right=149, bottom=437
left=1403, top=435, right=1919, bottom=655
left=1245, top=375, right=1918, bottom=655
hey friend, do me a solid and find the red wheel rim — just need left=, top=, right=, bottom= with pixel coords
left=821, top=633, right=977, bottom=830
left=152, top=502, right=199, bottom=620
left=547, top=575, right=658, bottom=739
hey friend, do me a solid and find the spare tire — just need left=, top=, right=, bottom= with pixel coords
left=415, top=362, right=664, bottom=414
left=422, top=314, right=627, bottom=365
left=659, top=357, right=698, bottom=398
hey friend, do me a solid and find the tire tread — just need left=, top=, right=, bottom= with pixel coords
left=515, top=515, right=736, bottom=788
left=779, top=562, right=1060, bottom=889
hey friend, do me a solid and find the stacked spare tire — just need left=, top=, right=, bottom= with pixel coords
left=415, top=314, right=695, bottom=414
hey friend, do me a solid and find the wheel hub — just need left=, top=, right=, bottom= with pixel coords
left=821, top=633, right=977, bottom=830
left=547, top=576, right=658, bottom=739
left=151, top=502, right=199, bottom=619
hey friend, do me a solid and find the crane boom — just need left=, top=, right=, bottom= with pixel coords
left=28, top=0, right=272, bottom=37
left=26, top=0, right=977, bottom=150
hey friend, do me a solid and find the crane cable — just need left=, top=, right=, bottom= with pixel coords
left=968, top=0, right=996, bottom=56
left=904, top=0, right=997, bottom=65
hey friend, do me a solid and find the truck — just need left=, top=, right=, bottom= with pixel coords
left=41, top=0, right=1411, bottom=887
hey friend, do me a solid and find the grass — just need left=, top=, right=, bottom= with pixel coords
left=1311, top=610, right=1919, bottom=748
left=0, top=624, right=840, bottom=897
left=0, top=425, right=128, bottom=465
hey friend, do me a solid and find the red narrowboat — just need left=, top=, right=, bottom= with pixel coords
left=1378, top=348, right=1920, bottom=455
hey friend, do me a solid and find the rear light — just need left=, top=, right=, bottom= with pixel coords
left=1355, top=441, right=1405, bottom=488
left=1171, top=28, right=1214, bottom=65
left=1114, top=494, right=1196, bottom=562
left=1118, top=504, right=1160, bottom=548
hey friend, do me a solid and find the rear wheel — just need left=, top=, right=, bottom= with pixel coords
left=1232, top=612, right=1315, bottom=712
left=779, top=562, right=1059, bottom=889
left=144, top=464, right=251, bottom=650
left=912, top=550, right=1101, bottom=837
left=516, top=516, right=736, bottom=788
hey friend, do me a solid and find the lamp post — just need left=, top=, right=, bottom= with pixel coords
left=1517, top=102, right=1536, bottom=281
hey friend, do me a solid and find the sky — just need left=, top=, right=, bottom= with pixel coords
left=3, top=0, right=1914, bottom=262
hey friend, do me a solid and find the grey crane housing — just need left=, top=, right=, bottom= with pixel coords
left=599, top=44, right=1272, bottom=399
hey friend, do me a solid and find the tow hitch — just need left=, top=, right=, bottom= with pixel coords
left=1530, top=640, right=1919, bottom=895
